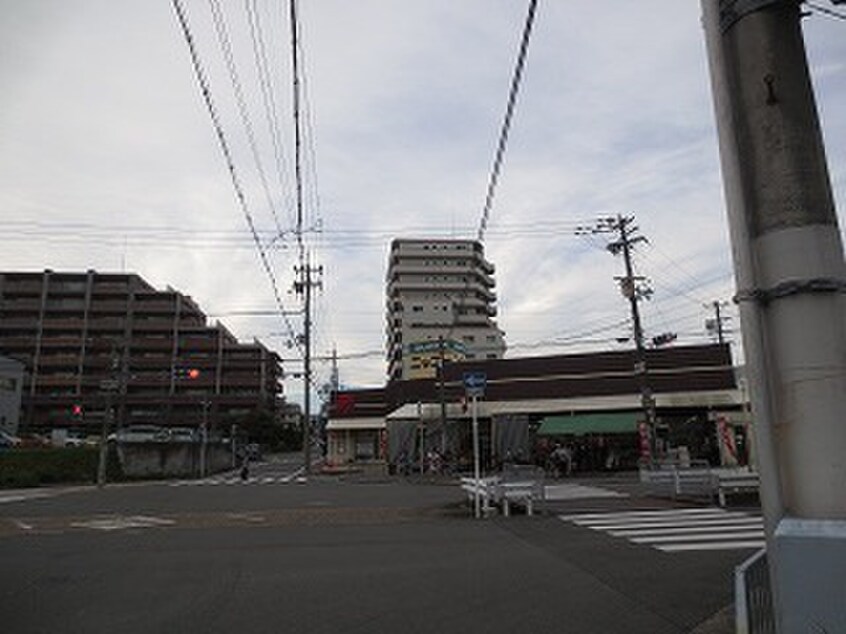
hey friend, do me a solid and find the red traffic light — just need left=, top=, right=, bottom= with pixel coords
left=187, top=368, right=200, bottom=380
left=71, top=404, right=83, bottom=417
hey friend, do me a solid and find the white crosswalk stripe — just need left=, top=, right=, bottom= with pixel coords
left=559, top=507, right=764, bottom=553
left=167, top=473, right=303, bottom=487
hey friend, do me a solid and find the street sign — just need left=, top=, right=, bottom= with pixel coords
left=463, top=372, right=486, bottom=398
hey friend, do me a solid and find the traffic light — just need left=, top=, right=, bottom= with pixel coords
left=70, top=404, right=83, bottom=421
left=173, top=367, right=201, bottom=380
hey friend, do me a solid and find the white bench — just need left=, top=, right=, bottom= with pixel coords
left=460, top=476, right=498, bottom=515
left=716, top=471, right=760, bottom=507
left=496, top=481, right=539, bottom=516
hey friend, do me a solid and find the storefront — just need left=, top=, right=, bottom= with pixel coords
left=325, top=417, right=386, bottom=466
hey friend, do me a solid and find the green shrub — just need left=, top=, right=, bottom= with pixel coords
left=0, top=446, right=123, bottom=489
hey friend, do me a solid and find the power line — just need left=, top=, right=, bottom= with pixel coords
left=477, top=0, right=539, bottom=242
left=244, top=0, right=296, bottom=227
left=207, top=0, right=286, bottom=241
left=805, top=1, right=846, bottom=20
left=171, top=0, right=301, bottom=355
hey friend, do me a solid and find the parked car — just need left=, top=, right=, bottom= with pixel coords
left=168, top=427, right=198, bottom=442
left=115, top=425, right=171, bottom=443
left=0, top=430, right=22, bottom=449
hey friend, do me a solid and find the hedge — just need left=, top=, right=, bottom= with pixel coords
left=0, top=446, right=123, bottom=489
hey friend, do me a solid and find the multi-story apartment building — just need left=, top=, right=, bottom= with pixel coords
left=0, top=270, right=283, bottom=434
left=386, top=239, right=506, bottom=381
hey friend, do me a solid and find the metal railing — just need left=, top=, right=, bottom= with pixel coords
left=735, top=548, right=775, bottom=634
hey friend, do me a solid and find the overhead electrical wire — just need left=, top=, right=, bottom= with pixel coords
left=477, top=0, right=539, bottom=243
left=171, top=0, right=301, bottom=355
left=244, top=0, right=296, bottom=227
left=207, top=0, right=286, bottom=243
left=805, top=1, right=846, bottom=20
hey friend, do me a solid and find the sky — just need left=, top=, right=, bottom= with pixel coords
left=1, top=1, right=844, bottom=408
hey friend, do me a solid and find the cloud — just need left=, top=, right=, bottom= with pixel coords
left=1, top=1, right=844, bottom=402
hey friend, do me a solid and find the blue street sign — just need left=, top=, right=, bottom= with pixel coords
left=463, top=372, right=486, bottom=397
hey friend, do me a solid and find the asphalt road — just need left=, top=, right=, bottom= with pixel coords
left=0, top=459, right=752, bottom=633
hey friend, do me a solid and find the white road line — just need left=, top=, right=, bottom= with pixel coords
left=657, top=540, right=765, bottom=552
left=573, top=517, right=762, bottom=531
left=610, top=522, right=763, bottom=537
left=560, top=508, right=741, bottom=521
left=559, top=507, right=764, bottom=553
left=630, top=530, right=765, bottom=544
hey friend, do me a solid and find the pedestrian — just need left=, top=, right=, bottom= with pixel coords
left=240, top=456, right=250, bottom=481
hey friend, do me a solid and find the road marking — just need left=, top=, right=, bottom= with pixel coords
left=70, top=515, right=176, bottom=532
left=559, top=508, right=747, bottom=521
left=545, top=484, right=628, bottom=500
left=0, top=492, right=51, bottom=504
left=166, top=467, right=308, bottom=487
left=13, top=520, right=33, bottom=530
left=559, top=507, right=764, bottom=553
left=658, top=540, right=765, bottom=552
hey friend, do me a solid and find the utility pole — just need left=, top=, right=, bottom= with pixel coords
left=706, top=300, right=731, bottom=344
left=579, top=215, right=658, bottom=459
left=97, top=341, right=121, bottom=488
left=294, top=256, right=322, bottom=475
left=702, top=2, right=846, bottom=631
left=438, top=335, right=447, bottom=455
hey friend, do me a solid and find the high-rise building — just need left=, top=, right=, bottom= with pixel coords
left=386, top=239, right=506, bottom=381
left=0, top=270, right=283, bottom=434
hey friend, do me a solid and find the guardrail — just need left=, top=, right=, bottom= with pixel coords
left=640, top=462, right=761, bottom=505
left=640, top=460, right=715, bottom=500
left=735, top=548, right=775, bottom=634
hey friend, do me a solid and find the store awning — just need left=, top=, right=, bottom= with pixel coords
left=536, top=412, right=640, bottom=436
left=326, top=417, right=386, bottom=431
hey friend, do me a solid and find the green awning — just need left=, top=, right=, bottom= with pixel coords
left=536, top=412, right=640, bottom=436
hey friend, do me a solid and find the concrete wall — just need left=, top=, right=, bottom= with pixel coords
left=117, top=442, right=233, bottom=478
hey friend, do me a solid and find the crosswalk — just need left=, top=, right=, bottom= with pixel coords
left=168, top=470, right=307, bottom=487
left=559, top=507, right=764, bottom=553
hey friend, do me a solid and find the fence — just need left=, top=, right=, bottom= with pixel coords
left=735, top=548, right=775, bottom=634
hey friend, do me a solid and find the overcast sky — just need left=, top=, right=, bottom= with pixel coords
left=1, top=1, right=844, bottom=406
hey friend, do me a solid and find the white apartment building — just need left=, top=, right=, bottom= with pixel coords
left=386, top=238, right=506, bottom=381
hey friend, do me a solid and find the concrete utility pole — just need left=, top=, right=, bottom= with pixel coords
left=294, top=257, right=322, bottom=475
left=438, top=335, right=447, bottom=454
left=702, top=1, right=846, bottom=631
left=97, top=342, right=120, bottom=488
left=580, top=216, right=658, bottom=459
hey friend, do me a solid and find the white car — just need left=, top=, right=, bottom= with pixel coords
left=115, top=425, right=171, bottom=443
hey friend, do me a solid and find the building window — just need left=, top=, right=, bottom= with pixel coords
left=412, top=306, right=423, bottom=312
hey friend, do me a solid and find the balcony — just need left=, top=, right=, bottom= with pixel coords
left=88, top=300, right=129, bottom=313
left=0, top=318, right=39, bottom=331
left=0, top=335, right=36, bottom=349
left=132, top=301, right=177, bottom=315
left=132, top=337, right=174, bottom=350
left=42, top=319, right=86, bottom=331
left=179, top=337, right=218, bottom=351
left=131, top=319, right=176, bottom=332
left=0, top=298, right=43, bottom=311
